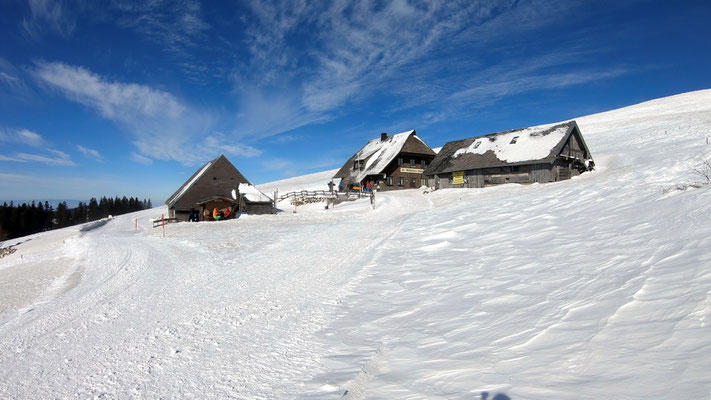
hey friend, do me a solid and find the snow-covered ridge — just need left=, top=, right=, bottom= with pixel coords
left=2, top=89, right=711, bottom=399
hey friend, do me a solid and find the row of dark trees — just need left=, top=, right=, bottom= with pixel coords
left=0, top=197, right=152, bottom=241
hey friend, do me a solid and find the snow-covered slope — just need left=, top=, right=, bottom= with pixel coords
left=1, top=90, right=711, bottom=399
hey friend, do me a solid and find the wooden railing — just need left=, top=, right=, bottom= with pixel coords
left=152, top=217, right=178, bottom=228
left=277, top=190, right=370, bottom=201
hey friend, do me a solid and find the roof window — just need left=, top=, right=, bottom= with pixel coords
left=510, top=136, right=520, bottom=144
left=473, top=141, right=481, bottom=149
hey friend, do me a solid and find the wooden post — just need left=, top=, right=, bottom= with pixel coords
left=162, top=213, right=165, bottom=238
left=135, top=218, right=138, bottom=231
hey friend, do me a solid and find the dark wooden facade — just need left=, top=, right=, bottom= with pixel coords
left=239, top=198, right=275, bottom=215
left=425, top=121, right=594, bottom=188
left=333, top=130, right=437, bottom=191
left=165, top=154, right=250, bottom=221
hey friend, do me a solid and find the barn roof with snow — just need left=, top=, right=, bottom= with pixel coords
left=166, top=154, right=249, bottom=212
left=236, top=183, right=272, bottom=203
left=425, top=121, right=592, bottom=175
left=334, top=130, right=436, bottom=184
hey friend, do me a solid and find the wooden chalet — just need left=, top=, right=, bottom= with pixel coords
left=333, top=130, right=437, bottom=191
left=424, top=121, right=594, bottom=188
left=165, top=154, right=249, bottom=221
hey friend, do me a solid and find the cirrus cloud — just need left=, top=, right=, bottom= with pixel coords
left=32, top=61, right=261, bottom=165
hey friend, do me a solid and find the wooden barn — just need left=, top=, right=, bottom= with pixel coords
left=333, top=130, right=437, bottom=191
left=165, top=154, right=249, bottom=221
left=424, top=121, right=594, bottom=188
left=236, top=183, right=275, bottom=215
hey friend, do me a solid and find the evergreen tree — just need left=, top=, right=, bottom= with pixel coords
left=56, top=202, right=70, bottom=228
left=88, top=198, right=100, bottom=221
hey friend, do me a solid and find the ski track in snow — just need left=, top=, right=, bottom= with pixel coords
left=1, top=90, right=711, bottom=399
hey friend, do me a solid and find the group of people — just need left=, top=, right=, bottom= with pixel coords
left=188, top=206, right=233, bottom=221
left=210, top=206, right=232, bottom=221
left=328, top=179, right=375, bottom=193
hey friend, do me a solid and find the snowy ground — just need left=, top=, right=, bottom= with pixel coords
left=1, top=90, right=711, bottom=399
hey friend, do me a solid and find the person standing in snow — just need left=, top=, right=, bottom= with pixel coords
left=328, top=180, right=334, bottom=193
left=338, top=180, right=344, bottom=192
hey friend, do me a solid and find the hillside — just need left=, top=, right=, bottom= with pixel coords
left=1, top=90, right=710, bottom=399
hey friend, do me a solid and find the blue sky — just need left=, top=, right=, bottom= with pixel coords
left=1, top=0, right=710, bottom=203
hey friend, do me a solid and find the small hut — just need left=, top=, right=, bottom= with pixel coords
left=236, top=183, right=275, bottom=214
left=165, top=154, right=249, bottom=221
left=333, top=130, right=437, bottom=190
left=425, top=121, right=594, bottom=188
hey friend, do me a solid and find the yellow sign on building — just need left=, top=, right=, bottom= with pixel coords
left=452, top=171, right=464, bottom=185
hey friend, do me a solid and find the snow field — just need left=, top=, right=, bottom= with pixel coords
left=1, top=89, right=711, bottom=399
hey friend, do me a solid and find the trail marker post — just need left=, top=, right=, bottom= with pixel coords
left=162, top=213, right=165, bottom=238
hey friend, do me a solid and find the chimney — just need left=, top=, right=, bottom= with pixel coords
left=380, top=132, right=387, bottom=141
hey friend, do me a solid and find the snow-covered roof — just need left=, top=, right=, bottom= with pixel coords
left=426, top=121, right=585, bottom=175
left=238, top=183, right=272, bottom=203
left=452, top=124, right=568, bottom=163
left=334, top=130, right=436, bottom=183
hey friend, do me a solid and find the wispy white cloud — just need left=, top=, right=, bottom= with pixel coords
left=33, top=61, right=185, bottom=121
left=0, top=128, right=46, bottom=147
left=233, top=1, right=624, bottom=139
left=0, top=58, right=31, bottom=97
left=111, top=0, right=209, bottom=56
left=32, top=61, right=261, bottom=165
left=450, top=68, right=630, bottom=103
left=77, top=145, right=103, bottom=162
left=22, top=0, right=77, bottom=39
left=1, top=149, right=76, bottom=166
left=130, top=152, right=153, bottom=165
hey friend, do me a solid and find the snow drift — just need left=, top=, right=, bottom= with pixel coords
left=1, top=90, right=711, bottom=399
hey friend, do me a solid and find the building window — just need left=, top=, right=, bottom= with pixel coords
left=421, top=178, right=427, bottom=186
left=502, top=166, right=511, bottom=173
left=410, top=158, right=415, bottom=167
left=387, top=176, right=393, bottom=186
left=410, top=177, right=416, bottom=187
left=398, top=177, right=404, bottom=186
left=473, top=141, right=481, bottom=149
left=398, top=157, right=403, bottom=166
left=422, top=159, right=427, bottom=168
left=510, top=136, right=519, bottom=144
left=513, top=166, right=520, bottom=173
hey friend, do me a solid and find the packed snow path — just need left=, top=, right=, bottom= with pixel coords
left=0, top=190, right=433, bottom=398
left=1, top=89, right=711, bottom=399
